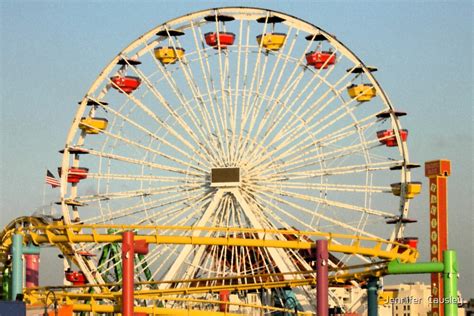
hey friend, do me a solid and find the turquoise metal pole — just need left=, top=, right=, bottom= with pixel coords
left=367, top=277, right=379, bottom=316
left=11, top=234, right=23, bottom=301
left=443, top=250, right=458, bottom=316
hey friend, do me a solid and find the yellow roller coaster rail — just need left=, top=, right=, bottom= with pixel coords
left=1, top=218, right=417, bottom=313
left=27, top=293, right=314, bottom=315
left=1, top=222, right=418, bottom=263
left=24, top=269, right=384, bottom=315
left=25, top=267, right=386, bottom=300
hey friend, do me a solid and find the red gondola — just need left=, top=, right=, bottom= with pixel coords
left=396, top=237, right=418, bottom=254
left=65, top=269, right=86, bottom=285
left=110, top=76, right=141, bottom=94
left=305, top=51, right=336, bottom=69
left=58, top=167, right=89, bottom=183
left=376, top=129, right=408, bottom=147
left=204, top=32, right=235, bottom=49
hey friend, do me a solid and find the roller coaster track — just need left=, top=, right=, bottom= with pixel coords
left=1, top=221, right=418, bottom=263
left=1, top=217, right=417, bottom=313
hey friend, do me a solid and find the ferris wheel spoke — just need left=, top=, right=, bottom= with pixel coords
left=86, top=172, right=202, bottom=183
left=136, top=192, right=213, bottom=226
left=260, top=153, right=399, bottom=180
left=94, top=194, right=213, bottom=276
left=170, top=39, right=231, bottom=166
left=235, top=18, right=270, bottom=161
left=240, top=189, right=296, bottom=231
left=250, top=183, right=394, bottom=218
left=248, top=138, right=382, bottom=179
left=258, top=66, right=358, bottom=156
left=83, top=196, right=179, bottom=224
left=104, top=190, right=205, bottom=225
left=269, top=122, right=376, bottom=169
left=254, top=160, right=403, bottom=183
left=250, top=110, right=383, bottom=176
left=178, top=195, right=233, bottom=282
left=143, top=42, right=218, bottom=156
left=249, top=108, right=383, bottom=174
left=271, top=138, right=382, bottom=174
left=105, top=78, right=211, bottom=163
left=120, top=53, right=221, bottom=166
left=254, top=62, right=340, bottom=155
left=245, top=187, right=379, bottom=238
left=259, top=50, right=340, bottom=147
left=244, top=37, right=303, bottom=156
left=93, top=191, right=208, bottom=223
left=240, top=188, right=367, bottom=269
left=82, top=121, right=206, bottom=173
left=210, top=21, right=233, bottom=164
left=136, top=197, right=218, bottom=279
left=185, top=36, right=230, bottom=166
left=284, top=62, right=358, bottom=132
left=140, top=191, right=219, bottom=278
left=95, top=100, right=205, bottom=167
left=167, top=32, right=230, bottom=166
left=238, top=28, right=298, bottom=162
left=229, top=19, right=248, bottom=165
left=226, top=20, right=244, bottom=165
left=255, top=94, right=356, bottom=169
left=85, top=148, right=202, bottom=176
left=120, top=59, right=215, bottom=157
left=258, top=181, right=391, bottom=194
left=246, top=51, right=336, bottom=162
left=76, top=183, right=202, bottom=203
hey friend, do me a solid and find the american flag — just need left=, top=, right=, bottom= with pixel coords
left=45, top=170, right=60, bottom=188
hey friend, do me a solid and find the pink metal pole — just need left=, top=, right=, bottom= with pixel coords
left=122, top=231, right=135, bottom=316
left=24, top=254, right=40, bottom=288
left=316, top=239, right=329, bottom=316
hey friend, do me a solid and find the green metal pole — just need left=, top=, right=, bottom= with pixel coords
left=11, top=234, right=23, bottom=301
left=110, top=243, right=123, bottom=280
left=367, top=277, right=379, bottom=316
left=137, top=254, right=152, bottom=281
left=2, top=267, right=11, bottom=299
left=387, top=259, right=444, bottom=274
left=443, top=250, right=458, bottom=316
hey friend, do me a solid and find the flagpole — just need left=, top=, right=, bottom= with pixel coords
left=42, top=181, right=46, bottom=214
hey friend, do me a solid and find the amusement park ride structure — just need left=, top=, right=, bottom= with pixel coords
left=0, top=7, right=459, bottom=316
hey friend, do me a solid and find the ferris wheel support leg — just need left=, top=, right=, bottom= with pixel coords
left=159, top=190, right=224, bottom=288
left=316, top=239, right=329, bottom=316
left=122, top=231, right=135, bottom=316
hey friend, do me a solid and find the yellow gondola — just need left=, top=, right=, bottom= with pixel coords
left=256, top=33, right=286, bottom=51
left=347, top=83, right=377, bottom=102
left=79, top=117, right=108, bottom=134
left=390, top=182, right=422, bottom=199
left=154, top=47, right=185, bottom=64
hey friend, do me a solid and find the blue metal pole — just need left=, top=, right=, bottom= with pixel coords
left=11, top=234, right=24, bottom=301
left=367, top=277, right=379, bottom=316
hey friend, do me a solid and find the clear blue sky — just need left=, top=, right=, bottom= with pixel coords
left=1, top=0, right=472, bottom=297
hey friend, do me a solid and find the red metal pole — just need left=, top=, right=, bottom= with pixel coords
left=24, top=254, right=40, bottom=288
left=316, top=239, right=329, bottom=316
left=425, top=160, right=451, bottom=316
left=219, top=290, right=230, bottom=312
left=122, top=231, right=135, bottom=316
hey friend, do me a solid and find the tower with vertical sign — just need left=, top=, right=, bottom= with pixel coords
left=425, top=159, right=451, bottom=316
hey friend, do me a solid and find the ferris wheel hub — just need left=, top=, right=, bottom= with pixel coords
left=210, top=167, right=241, bottom=187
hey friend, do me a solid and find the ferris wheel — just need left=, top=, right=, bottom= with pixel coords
left=57, top=6, right=419, bottom=311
